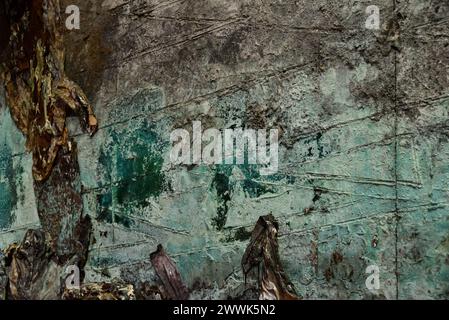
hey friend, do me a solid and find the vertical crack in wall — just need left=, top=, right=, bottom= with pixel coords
left=393, top=0, right=400, bottom=301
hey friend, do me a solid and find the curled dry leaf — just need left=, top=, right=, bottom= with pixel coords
left=150, top=244, right=190, bottom=300
left=4, top=229, right=61, bottom=300
left=242, top=214, right=299, bottom=300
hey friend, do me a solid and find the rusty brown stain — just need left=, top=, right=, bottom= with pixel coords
left=33, top=143, right=91, bottom=263
left=324, top=267, right=333, bottom=282
left=331, top=251, right=344, bottom=265
left=309, top=231, right=319, bottom=274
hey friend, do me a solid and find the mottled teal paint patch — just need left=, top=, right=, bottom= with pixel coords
left=211, top=164, right=275, bottom=231
left=302, top=132, right=332, bottom=160
left=113, top=129, right=165, bottom=205
left=224, top=226, right=252, bottom=242
left=96, top=190, right=133, bottom=228
left=239, top=165, right=275, bottom=198
left=211, top=167, right=231, bottom=230
left=97, top=121, right=168, bottom=228
left=0, top=143, right=16, bottom=230
left=89, top=255, right=120, bottom=268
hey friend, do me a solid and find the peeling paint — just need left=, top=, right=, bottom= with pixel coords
left=1, top=0, right=449, bottom=300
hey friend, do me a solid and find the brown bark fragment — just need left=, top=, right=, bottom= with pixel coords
left=0, top=0, right=97, bottom=182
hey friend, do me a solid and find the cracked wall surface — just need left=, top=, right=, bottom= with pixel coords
left=1, top=0, right=449, bottom=299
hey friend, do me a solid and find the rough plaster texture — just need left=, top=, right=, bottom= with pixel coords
left=1, top=0, right=449, bottom=299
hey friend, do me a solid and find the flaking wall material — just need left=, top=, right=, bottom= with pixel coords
left=1, top=0, right=449, bottom=299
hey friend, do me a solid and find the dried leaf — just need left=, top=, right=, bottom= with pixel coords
left=150, top=244, right=189, bottom=300
left=4, top=229, right=61, bottom=300
left=242, top=214, right=299, bottom=300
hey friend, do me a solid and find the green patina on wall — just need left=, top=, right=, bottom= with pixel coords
left=97, top=122, right=167, bottom=228
left=1, top=0, right=449, bottom=300
left=0, top=144, right=16, bottom=229
left=211, top=164, right=275, bottom=230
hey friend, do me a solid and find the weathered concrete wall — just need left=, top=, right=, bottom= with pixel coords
left=1, top=0, right=449, bottom=299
